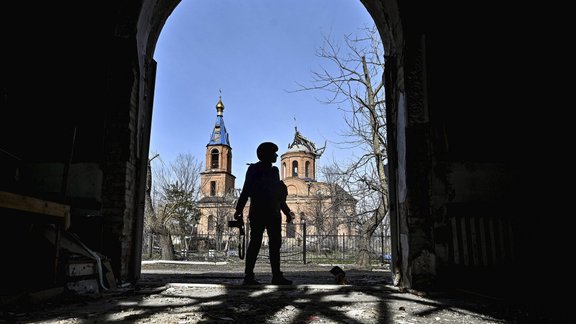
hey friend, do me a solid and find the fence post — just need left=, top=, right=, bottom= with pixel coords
left=342, top=234, right=345, bottom=260
left=148, top=233, right=154, bottom=258
left=381, top=231, right=385, bottom=264
left=302, top=220, right=307, bottom=264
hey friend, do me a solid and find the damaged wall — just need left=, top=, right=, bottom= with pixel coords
left=0, top=0, right=565, bottom=307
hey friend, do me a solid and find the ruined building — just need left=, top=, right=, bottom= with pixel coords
left=0, top=0, right=567, bottom=312
left=281, top=128, right=356, bottom=237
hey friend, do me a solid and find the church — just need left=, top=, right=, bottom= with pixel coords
left=196, top=99, right=356, bottom=240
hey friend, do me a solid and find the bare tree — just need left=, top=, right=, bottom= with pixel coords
left=302, top=177, right=357, bottom=256
left=143, top=153, right=160, bottom=258
left=319, top=166, right=358, bottom=236
left=203, top=191, right=236, bottom=251
left=292, top=25, right=388, bottom=266
left=146, top=153, right=202, bottom=260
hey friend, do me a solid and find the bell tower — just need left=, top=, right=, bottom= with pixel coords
left=280, top=127, right=325, bottom=181
left=200, top=97, right=235, bottom=198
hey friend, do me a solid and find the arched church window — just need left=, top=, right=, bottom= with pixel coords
left=210, top=181, right=216, bottom=196
left=282, top=162, right=286, bottom=179
left=227, top=151, right=232, bottom=171
left=292, top=161, right=298, bottom=177
left=211, top=149, right=219, bottom=169
left=305, top=161, right=310, bottom=178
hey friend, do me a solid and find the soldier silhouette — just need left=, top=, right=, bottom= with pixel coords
left=234, top=142, right=294, bottom=285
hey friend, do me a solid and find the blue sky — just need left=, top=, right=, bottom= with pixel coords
left=150, top=0, right=375, bottom=187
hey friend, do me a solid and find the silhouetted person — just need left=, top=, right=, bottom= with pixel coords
left=234, top=142, right=294, bottom=285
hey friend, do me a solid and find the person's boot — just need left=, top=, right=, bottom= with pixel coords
left=242, top=273, right=261, bottom=285
left=271, top=272, right=293, bottom=285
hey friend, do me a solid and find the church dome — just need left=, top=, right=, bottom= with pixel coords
left=286, top=143, right=311, bottom=153
left=285, top=127, right=325, bottom=158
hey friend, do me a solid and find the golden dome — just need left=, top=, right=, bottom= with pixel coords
left=216, top=98, right=224, bottom=109
left=216, top=97, right=224, bottom=116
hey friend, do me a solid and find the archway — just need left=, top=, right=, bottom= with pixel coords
left=145, top=0, right=389, bottom=275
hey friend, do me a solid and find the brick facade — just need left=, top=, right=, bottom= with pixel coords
left=197, top=119, right=356, bottom=238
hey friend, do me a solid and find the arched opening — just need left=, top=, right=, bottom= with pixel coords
left=291, top=161, right=298, bottom=177
left=147, top=2, right=386, bottom=283
left=211, top=149, right=219, bottom=169
left=210, top=181, right=216, bottom=196
left=226, top=150, right=232, bottom=171
left=149, top=0, right=392, bottom=293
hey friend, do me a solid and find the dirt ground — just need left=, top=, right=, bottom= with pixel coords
left=0, top=261, right=569, bottom=323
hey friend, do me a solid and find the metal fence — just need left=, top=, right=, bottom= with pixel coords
left=161, top=223, right=391, bottom=265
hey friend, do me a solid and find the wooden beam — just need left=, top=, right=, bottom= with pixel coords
left=0, top=191, right=70, bottom=229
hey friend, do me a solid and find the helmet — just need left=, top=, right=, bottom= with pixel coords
left=256, top=142, right=278, bottom=161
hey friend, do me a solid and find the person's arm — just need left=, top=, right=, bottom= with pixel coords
left=278, top=180, right=293, bottom=222
left=281, top=201, right=294, bottom=223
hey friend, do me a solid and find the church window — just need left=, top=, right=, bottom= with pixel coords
left=210, top=181, right=216, bottom=196
left=305, top=161, right=310, bottom=178
left=227, top=151, right=232, bottom=171
left=211, top=149, right=219, bottom=169
left=292, top=161, right=298, bottom=177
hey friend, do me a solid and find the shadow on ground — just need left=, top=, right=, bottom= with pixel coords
left=0, top=262, right=567, bottom=323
